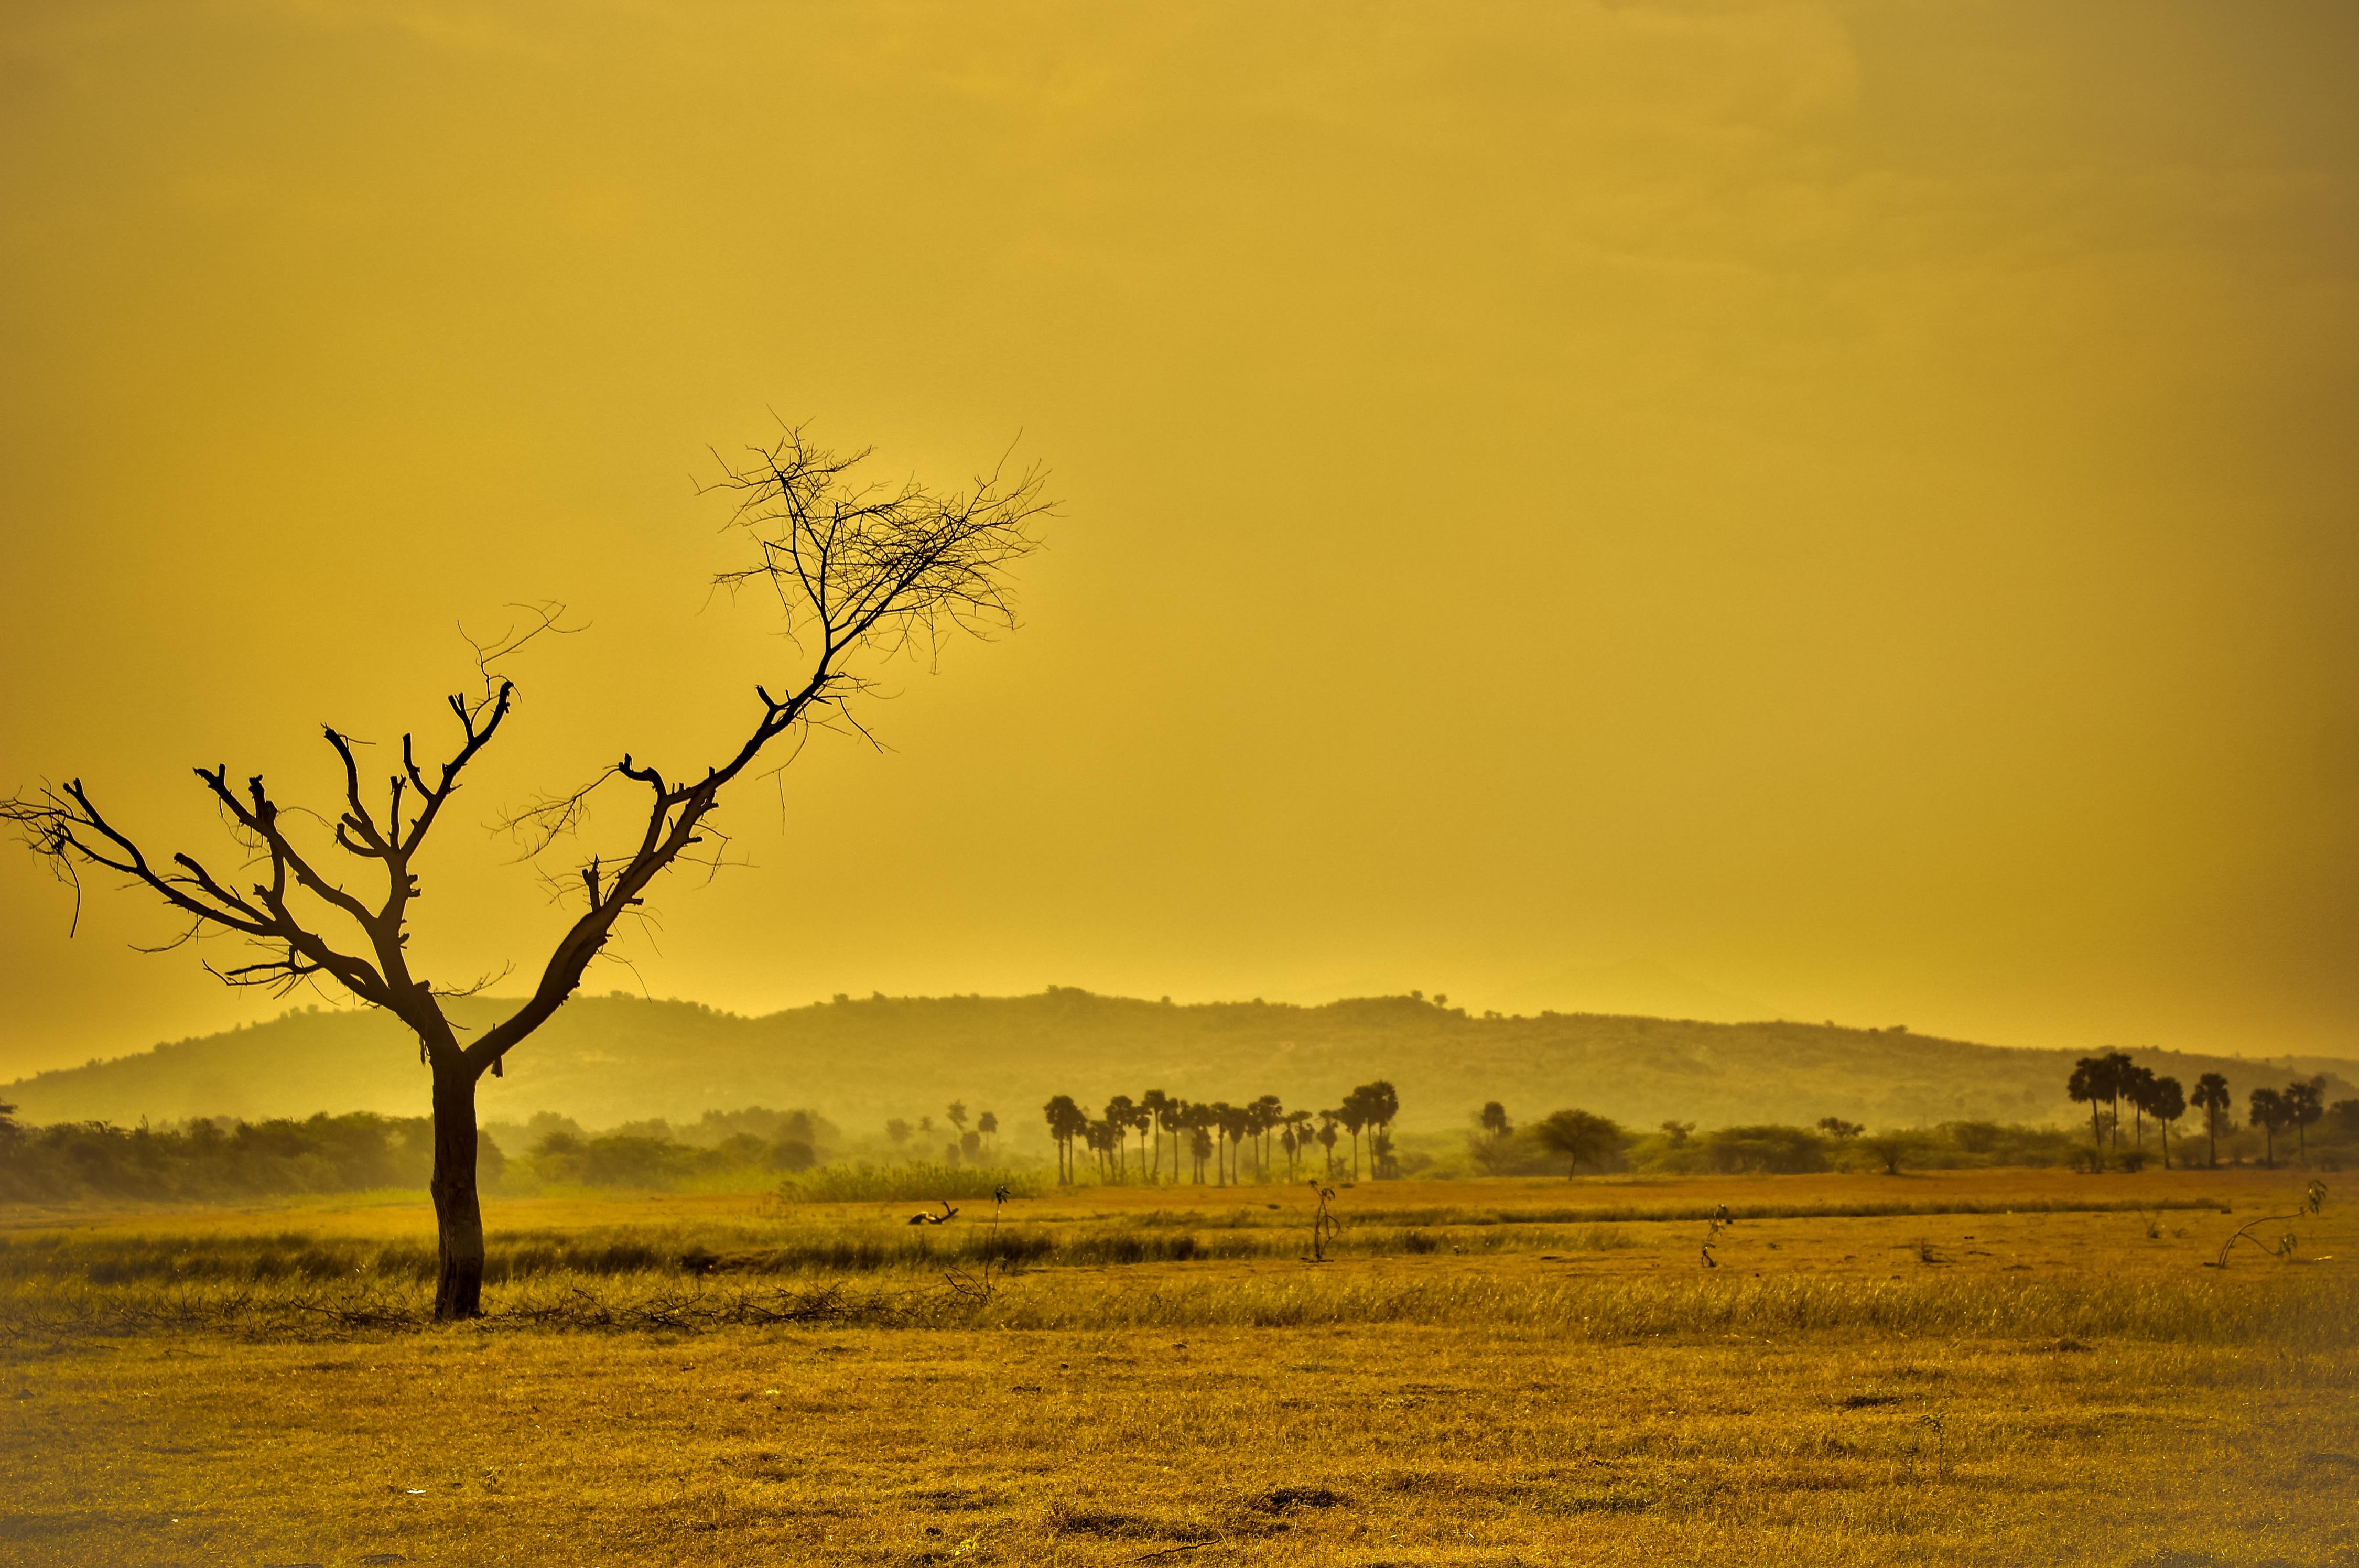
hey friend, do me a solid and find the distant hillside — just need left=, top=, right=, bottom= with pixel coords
left=6, top=990, right=2352, bottom=1146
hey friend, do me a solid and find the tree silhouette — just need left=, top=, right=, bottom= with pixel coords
left=1218, top=1102, right=1250, bottom=1185
left=977, top=1110, right=998, bottom=1154
left=1042, top=1094, right=1087, bottom=1184
left=1534, top=1108, right=1622, bottom=1180
left=2122, top=1063, right=2158, bottom=1149
left=2248, top=1087, right=2288, bottom=1167
left=1815, top=1117, right=1863, bottom=1141
left=1130, top=1098, right=1156, bottom=1177
left=1315, top=1112, right=1339, bottom=1178
left=1285, top=1109, right=1314, bottom=1177
left=885, top=1117, right=913, bottom=1152
left=1104, top=1095, right=1138, bottom=1181
left=1251, top=1094, right=1284, bottom=1180
left=2149, top=1075, right=2184, bottom=1170
left=1361, top=1081, right=1401, bottom=1176
left=1140, top=1089, right=1172, bottom=1183
left=1480, top=1101, right=1513, bottom=1145
left=1338, top=1095, right=1368, bottom=1180
left=2067, top=1054, right=2123, bottom=1150
left=2, top=427, right=1047, bottom=1319
left=2286, top=1076, right=2324, bottom=1160
left=2190, top=1073, right=2231, bottom=1168
left=1189, top=1120, right=1214, bottom=1184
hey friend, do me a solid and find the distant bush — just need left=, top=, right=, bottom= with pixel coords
left=510, top=1124, right=829, bottom=1193
left=1611, top=1119, right=2096, bottom=1177
left=1916, top=1121, right=2081, bottom=1169
left=1698, top=1124, right=1831, bottom=1175
left=776, top=1163, right=1046, bottom=1204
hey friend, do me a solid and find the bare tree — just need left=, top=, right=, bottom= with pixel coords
left=4, top=426, right=1047, bottom=1320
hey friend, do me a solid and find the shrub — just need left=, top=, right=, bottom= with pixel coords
left=1701, top=1125, right=1830, bottom=1175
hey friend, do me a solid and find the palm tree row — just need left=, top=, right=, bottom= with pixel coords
left=1040, top=1080, right=1400, bottom=1185
left=2069, top=1051, right=2330, bottom=1169
left=2245, top=1076, right=2328, bottom=1167
left=2066, top=1050, right=2189, bottom=1166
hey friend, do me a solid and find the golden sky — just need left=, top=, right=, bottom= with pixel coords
left=3, top=1, right=2356, bottom=1077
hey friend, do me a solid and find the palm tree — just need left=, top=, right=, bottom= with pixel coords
left=2248, top=1087, right=2287, bottom=1167
left=2190, top=1073, right=2231, bottom=1167
left=1104, top=1095, right=1137, bottom=1181
left=1220, top=1102, right=1251, bottom=1183
left=1140, top=1090, right=1172, bottom=1182
left=1364, top=1081, right=1400, bottom=1162
left=1252, top=1094, right=1284, bottom=1178
left=2067, top=1054, right=2120, bottom=1151
left=2122, top=1064, right=2157, bottom=1149
left=2100, top=1050, right=2134, bottom=1147
left=1159, top=1096, right=1187, bottom=1185
left=1338, top=1093, right=1369, bottom=1180
left=2286, top=1077, right=2324, bottom=1160
left=1479, top=1101, right=1512, bottom=1147
left=1284, top=1109, right=1314, bottom=1176
left=1316, top=1114, right=1339, bottom=1177
left=1180, top=1098, right=1217, bottom=1188
left=1130, top=1098, right=1155, bottom=1176
left=1534, top=1108, right=1622, bottom=1180
left=2149, top=1075, right=2184, bottom=1170
left=977, top=1110, right=998, bottom=1154
left=1042, top=1095, right=1086, bottom=1184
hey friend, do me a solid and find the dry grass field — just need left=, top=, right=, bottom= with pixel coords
left=3, top=1167, right=2353, bottom=1567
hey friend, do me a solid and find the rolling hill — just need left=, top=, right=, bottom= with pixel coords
left=6, top=990, right=2350, bottom=1149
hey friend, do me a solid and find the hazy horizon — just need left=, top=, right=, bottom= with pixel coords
left=6, top=3, right=2357, bottom=1079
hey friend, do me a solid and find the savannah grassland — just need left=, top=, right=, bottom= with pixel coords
left=2, top=1168, right=2354, bottom=1567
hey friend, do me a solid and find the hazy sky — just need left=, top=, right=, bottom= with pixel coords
left=4, top=1, right=2356, bottom=1077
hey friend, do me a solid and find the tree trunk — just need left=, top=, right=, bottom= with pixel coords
left=430, top=1056, right=486, bottom=1321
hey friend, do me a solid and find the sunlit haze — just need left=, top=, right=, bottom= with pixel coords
left=4, top=2, right=2356, bottom=1077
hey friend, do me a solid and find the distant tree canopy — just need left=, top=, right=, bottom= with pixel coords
left=0, top=1111, right=472, bottom=1204
left=0, top=1101, right=848, bottom=1204
left=1533, top=1108, right=1623, bottom=1179
left=1467, top=1112, right=2102, bottom=1178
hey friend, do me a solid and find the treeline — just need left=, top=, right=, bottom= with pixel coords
left=2066, top=1051, right=2355, bottom=1168
left=1474, top=1107, right=2128, bottom=1178
left=1469, top=1095, right=2359, bottom=1180
left=0, top=1102, right=839, bottom=1203
left=489, top=1108, right=838, bottom=1191
left=0, top=1104, right=471, bottom=1204
left=1038, top=1082, right=1401, bottom=1184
